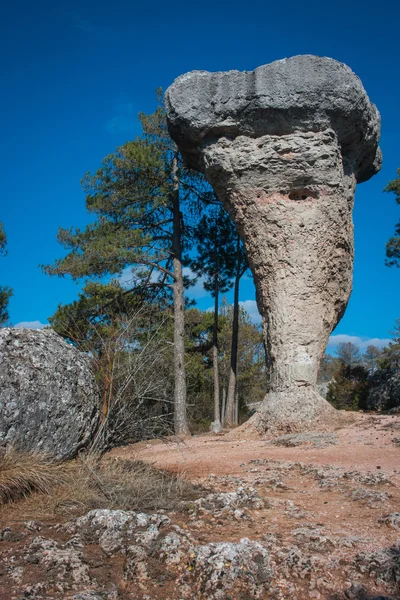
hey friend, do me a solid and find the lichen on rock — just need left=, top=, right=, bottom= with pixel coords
left=0, top=327, right=99, bottom=459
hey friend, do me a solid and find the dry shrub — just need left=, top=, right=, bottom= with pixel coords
left=0, top=449, right=72, bottom=504
left=0, top=450, right=200, bottom=521
left=83, top=457, right=200, bottom=512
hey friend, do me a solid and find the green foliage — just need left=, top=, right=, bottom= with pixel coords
left=324, top=334, right=399, bottom=411
left=366, top=319, right=400, bottom=411
left=0, top=222, right=6, bottom=256
left=184, top=308, right=216, bottom=428
left=42, top=136, right=172, bottom=285
left=42, top=94, right=210, bottom=295
left=363, top=345, right=383, bottom=373
left=219, top=299, right=265, bottom=411
left=327, top=363, right=369, bottom=410
left=369, top=366, right=400, bottom=411
left=384, top=168, right=400, bottom=267
left=49, top=280, right=148, bottom=353
left=50, top=280, right=177, bottom=449
left=187, top=205, right=241, bottom=426
left=185, top=301, right=265, bottom=430
left=0, top=222, right=12, bottom=325
left=0, top=286, right=12, bottom=325
left=322, top=342, right=382, bottom=411
left=189, top=205, right=237, bottom=297
left=336, top=342, right=362, bottom=367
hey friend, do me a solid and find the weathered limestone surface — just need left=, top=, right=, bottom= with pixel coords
left=0, top=328, right=99, bottom=459
left=166, top=56, right=381, bottom=431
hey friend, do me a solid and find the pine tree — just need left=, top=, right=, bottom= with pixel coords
left=224, top=234, right=248, bottom=426
left=43, top=94, right=211, bottom=435
left=384, top=168, right=400, bottom=267
left=0, top=222, right=12, bottom=325
left=219, top=298, right=265, bottom=423
left=189, top=206, right=237, bottom=431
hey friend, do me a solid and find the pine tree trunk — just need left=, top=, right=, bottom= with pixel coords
left=221, top=386, right=227, bottom=427
left=235, top=388, right=239, bottom=425
left=172, top=149, right=190, bottom=436
left=225, top=234, right=241, bottom=426
left=211, top=265, right=222, bottom=433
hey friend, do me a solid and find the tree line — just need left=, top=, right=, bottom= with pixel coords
left=40, top=93, right=256, bottom=442
left=1, top=94, right=400, bottom=440
left=319, top=330, right=400, bottom=412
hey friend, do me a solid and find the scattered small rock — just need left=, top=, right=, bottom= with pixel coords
left=378, top=513, right=400, bottom=531
left=182, top=538, right=273, bottom=599
left=354, top=543, right=400, bottom=591
left=267, top=432, right=339, bottom=448
left=351, top=488, right=391, bottom=506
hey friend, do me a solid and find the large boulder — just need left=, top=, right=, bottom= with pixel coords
left=0, top=328, right=100, bottom=459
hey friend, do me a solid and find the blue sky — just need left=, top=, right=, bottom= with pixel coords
left=1, top=0, right=399, bottom=351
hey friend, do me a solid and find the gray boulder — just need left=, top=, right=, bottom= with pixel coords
left=0, top=328, right=99, bottom=459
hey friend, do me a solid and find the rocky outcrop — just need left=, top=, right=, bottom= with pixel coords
left=0, top=328, right=99, bottom=459
left=189, top=539, right=273, bottom=598
left=1, top=424, right=400, bottom=600
left=67, top=509, right=274, bottom=599
left=165, top=55, right=381, bottom=431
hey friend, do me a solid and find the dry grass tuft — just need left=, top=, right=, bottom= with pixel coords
left=0, top=449, right=72, bottom=504
left=0, top=451, right=201, bottom=522
left=92, top=457, right=200, bottom=512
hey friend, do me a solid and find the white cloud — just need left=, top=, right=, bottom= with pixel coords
left=14, top=321, right=47, bottom=330
left=117, top=267, right=208, bottom=298
left=327, top=334, right=391, bottom=350
left=105, top=102, right=138, bottom=134
left=183, top=267, right=208, bottom=299
left=117, top=267, right=135, bottom=288
left=239, top=300, right=262, bottom=324
left=205, top=299, right=262, bottom=323
left=117, top=267, right=174, bottom=290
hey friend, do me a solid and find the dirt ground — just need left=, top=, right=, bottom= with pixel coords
left=1, top=413, right=399, bottom=599
left=110, top=413, right=400, bottom=551
left=112, top=413, right=400, bottom=478
left=109, top=413, right=400, bottom=598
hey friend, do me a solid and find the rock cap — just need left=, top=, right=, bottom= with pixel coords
left=165, top=55, right=381, bottom=182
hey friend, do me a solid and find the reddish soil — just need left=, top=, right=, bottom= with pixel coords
left=111, top=413, right=400, bottom=480
left=108, top=413, right=400, bottom=598
left=1, top=413, right=399, bottom=599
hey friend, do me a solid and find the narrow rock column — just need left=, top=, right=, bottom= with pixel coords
left=202, top=130, right=356, bottom=429
left=166, top=56, right=381, bottom=432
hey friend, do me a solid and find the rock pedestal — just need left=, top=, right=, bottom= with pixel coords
left=166, top=56, right=381, bottom=431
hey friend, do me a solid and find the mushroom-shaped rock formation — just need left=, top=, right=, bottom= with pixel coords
left=166, top=55, right=381, bottom=432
